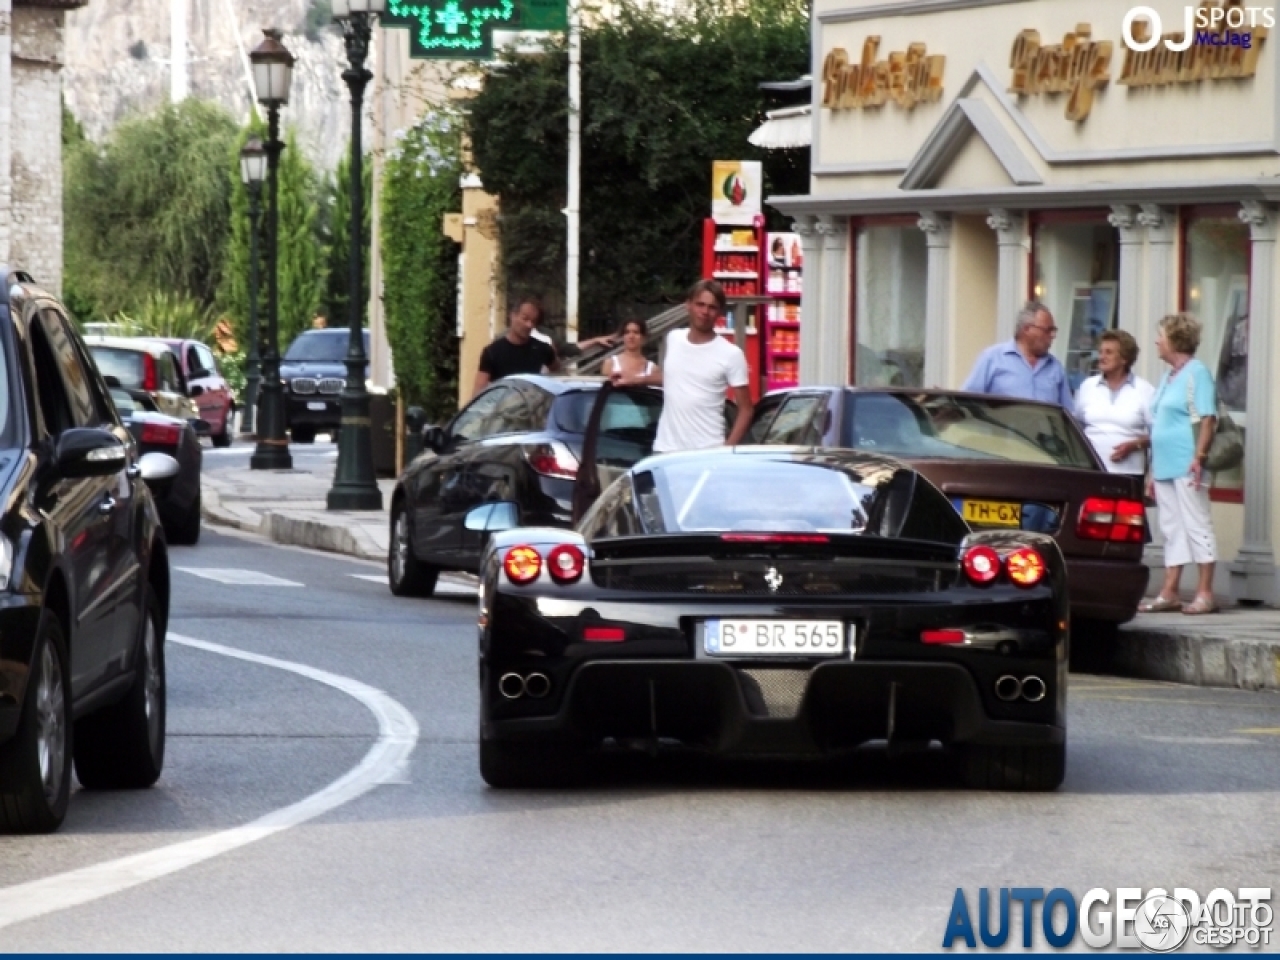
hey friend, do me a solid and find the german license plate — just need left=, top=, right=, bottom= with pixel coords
left=704, top=619, right=846, bottom=657
left=961, top=499, right=1022, bottom=528
left=307, top=401, right=327, bottom=411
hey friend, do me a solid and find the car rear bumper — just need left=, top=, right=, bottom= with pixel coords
left=1065, top=556, right=1148, bottom=624
left=0, top=594, right=47, bottom=744
left=484, top=659, right=1064, bottom=757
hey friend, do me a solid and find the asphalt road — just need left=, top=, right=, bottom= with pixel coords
left=1, top=526, right=1279, bottom=951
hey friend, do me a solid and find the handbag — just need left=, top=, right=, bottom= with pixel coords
left=1185, top=373, right=1244, bottom=472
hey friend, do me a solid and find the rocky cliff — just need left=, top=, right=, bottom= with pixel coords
left=64, top=0, right=363, bottom=172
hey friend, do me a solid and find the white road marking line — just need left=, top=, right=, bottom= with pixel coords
left=1140, top=735, right=1261, bottom=745
left=347, top=573, right=475, bottom=596
left=176, top=567, right=304, bottom=587
left=0, top=633, right=419, bottom=931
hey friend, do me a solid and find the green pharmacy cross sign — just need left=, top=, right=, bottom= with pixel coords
left=383, top=0, right=565, bottom=60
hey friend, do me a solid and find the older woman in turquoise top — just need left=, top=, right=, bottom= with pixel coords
left=1141, top=313, right=1220, bottom=615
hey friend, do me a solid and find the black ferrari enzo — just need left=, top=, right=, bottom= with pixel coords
left=473, top=446, right=1068, bottom=792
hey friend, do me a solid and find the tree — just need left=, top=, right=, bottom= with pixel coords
left=219, top=120, right=267, bottom=351
left=64, top=99, right=239, bottom=321
left=322, top=145, right=372, bottom=330
left=275, top=130, right=323, bottom=348
left=380, top=112, right=461, bottom=421
left=465, top=0, right=810, bottom=335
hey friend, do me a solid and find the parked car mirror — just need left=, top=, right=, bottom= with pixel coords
left=422, top=425, right=447, bottom=453
left=55, top=429, right=127, bottom=479
left=139, top=451, right=180, bottom=482
left=189, top=418, right=211, bottom=437
left=190, top=384, right=206, bottom=398
left=464, top=502, right=519, bottom=533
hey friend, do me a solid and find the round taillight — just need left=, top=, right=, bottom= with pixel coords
left=1005, top=547, right=1045, bottom=587
left=503, top=546, right=542, bottom=585
left=547, top=544, right=585, bottom=584
left=962, top=545, right=1001, bottom=585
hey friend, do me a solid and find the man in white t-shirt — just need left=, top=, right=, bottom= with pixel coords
left=653, top=280, right=754, bottom=453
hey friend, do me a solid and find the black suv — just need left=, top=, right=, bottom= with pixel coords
left=0, top=268, right=173, bottom=833
left=280, top=328, right=369, bottom=444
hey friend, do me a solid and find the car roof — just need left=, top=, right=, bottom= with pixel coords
left=83, top=335, right=174, bottom=358
left=635, top=445, right=908, bottom=474
left=497, top=373, right=617, bottom=395
left=761, top=384, right=1067, bottom=413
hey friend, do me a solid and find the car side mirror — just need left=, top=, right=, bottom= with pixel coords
left=139, top=451, right=180, bottom=482
left=55, top=429, right=127, bottom=479
left=422, top=425, right=447, bottom=453
left=190, top=384, right=205, bottom=398
left=464, top=502, right=519, bottom=534
left=190, top=418, right=211, bottom=437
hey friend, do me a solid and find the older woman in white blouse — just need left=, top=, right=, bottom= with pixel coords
left=1073, top=330, right=1154, bottom=475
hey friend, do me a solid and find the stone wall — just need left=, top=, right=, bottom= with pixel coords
left=9, top=5, right=63, bottom=292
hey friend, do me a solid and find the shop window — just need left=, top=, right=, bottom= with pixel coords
left=853, top=223, right=926, bottom=387
left=1031, top=216, right=1119, bottom=393
left=1183, top=210, right=1250, bottom=498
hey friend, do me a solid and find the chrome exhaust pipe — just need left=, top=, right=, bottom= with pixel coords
left=498, top=672, right=526, bottom=700
left=995, top=675, right=1022, bottom=702
left=1021, top=675, right=1046, bottom=702
left=524, top=672, right=551, bottom=699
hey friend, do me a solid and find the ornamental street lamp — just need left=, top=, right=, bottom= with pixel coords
left=238, top=136, right=267, bottom=436
left=248, top=28, right=295, bottom=471
left=326, top=0, right=384, bottom=510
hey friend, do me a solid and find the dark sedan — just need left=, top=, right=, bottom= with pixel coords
left=388, top=375, right=661, bottom=598
left=473, top=447, right=1068, bottom=791
left=0, top=270, right=173, bottom=833
left=280, top=328, right=369, bottom=444
left=108, top=386, right=203, bottom=545
left=747, top=388, right=1147, bottom=628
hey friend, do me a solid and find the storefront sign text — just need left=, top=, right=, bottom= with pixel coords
left=821, top=38, right=946, bottom=110
left=1008, top=25, right=1113, bottom=122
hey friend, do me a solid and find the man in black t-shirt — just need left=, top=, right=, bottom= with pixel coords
left=473, top=298, right=558, bottom=398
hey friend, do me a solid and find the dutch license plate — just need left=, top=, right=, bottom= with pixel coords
left=307, top=401, right=327, bottom=411
left=704, top=619, right=846, bottom=657
left=961, top=499, right=1022, bottom=528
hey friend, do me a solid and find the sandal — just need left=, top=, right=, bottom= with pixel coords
left=1182, top=596, right=1219, bottom=615
left=1139, top=596, right=1182, bottom=613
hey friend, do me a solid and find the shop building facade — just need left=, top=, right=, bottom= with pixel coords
left=771, top=0, right=1280, bottom=604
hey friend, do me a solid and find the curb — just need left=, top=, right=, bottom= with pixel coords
left=1115, top=626, right=1280, bottom=691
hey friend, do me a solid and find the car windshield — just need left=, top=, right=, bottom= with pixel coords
left=848, top=393, right=1097, bottom=468
left=284, top=331, right=367, bottom=363
left=88, top=347, right=146, bottom=388
left=633, top=457, right=885, bottom=534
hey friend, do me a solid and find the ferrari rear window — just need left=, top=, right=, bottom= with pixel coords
left=634, top=457, right=880, bottom=534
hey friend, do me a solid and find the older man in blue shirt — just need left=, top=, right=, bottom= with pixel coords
left=962, top=300, right=1074, bottom=408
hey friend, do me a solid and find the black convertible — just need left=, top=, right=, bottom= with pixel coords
left=473, top=446, right=1068, bottom=792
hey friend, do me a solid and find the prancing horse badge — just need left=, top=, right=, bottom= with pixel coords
left=764, top=566, right=783, bottom=593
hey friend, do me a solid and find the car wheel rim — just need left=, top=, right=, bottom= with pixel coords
left=35, top=641, right=66, bottom=803
left=393, top=511, right=409, bottom=584
left=142, top=617, right=162, bottom=755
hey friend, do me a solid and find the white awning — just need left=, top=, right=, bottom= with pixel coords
left=748, top=105, right=812, bottom=150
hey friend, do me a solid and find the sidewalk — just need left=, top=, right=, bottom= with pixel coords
left=200, top=448, right=1280, bottom=693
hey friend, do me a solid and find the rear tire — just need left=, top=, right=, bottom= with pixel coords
left=962, top=741, right=1065, bottom=792
left=74, top=586, right=166, bottom=789
left=479, top=736, right=583, bottom=789
left=0, top=613, right=72, bottom=833
left=167, top=492, right=201, bottom=546
left=388, top=502, right=438, bottom=597
left=211, top=421, right=233, bottom=448
left=290, top=426, right=316, bottom=444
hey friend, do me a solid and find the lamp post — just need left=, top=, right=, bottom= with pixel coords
left=326, top=0, right=383, bottom=510
left=238, top=137, right=267, bottom=436
left=249, top=28, right=295, bottom=471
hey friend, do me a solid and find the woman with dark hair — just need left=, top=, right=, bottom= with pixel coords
left=607, top=317, right=662, bottom=386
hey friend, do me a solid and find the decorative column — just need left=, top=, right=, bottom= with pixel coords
left=918, top=211, right=952, bottom=388
left=815, top=214, right=850, bottom=385
left=1227, top=201, right=1278, bottom=604
left=1137, top=204, right=1176, bottom=386
left=1107, top=205, right=1143, bottom=335
left=794, top=215, right=824, bottom=386
left=986, top=207, right=1027, bottom=341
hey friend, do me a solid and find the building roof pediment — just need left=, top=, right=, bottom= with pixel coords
left=900, top=66, right=1043, bottom=192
